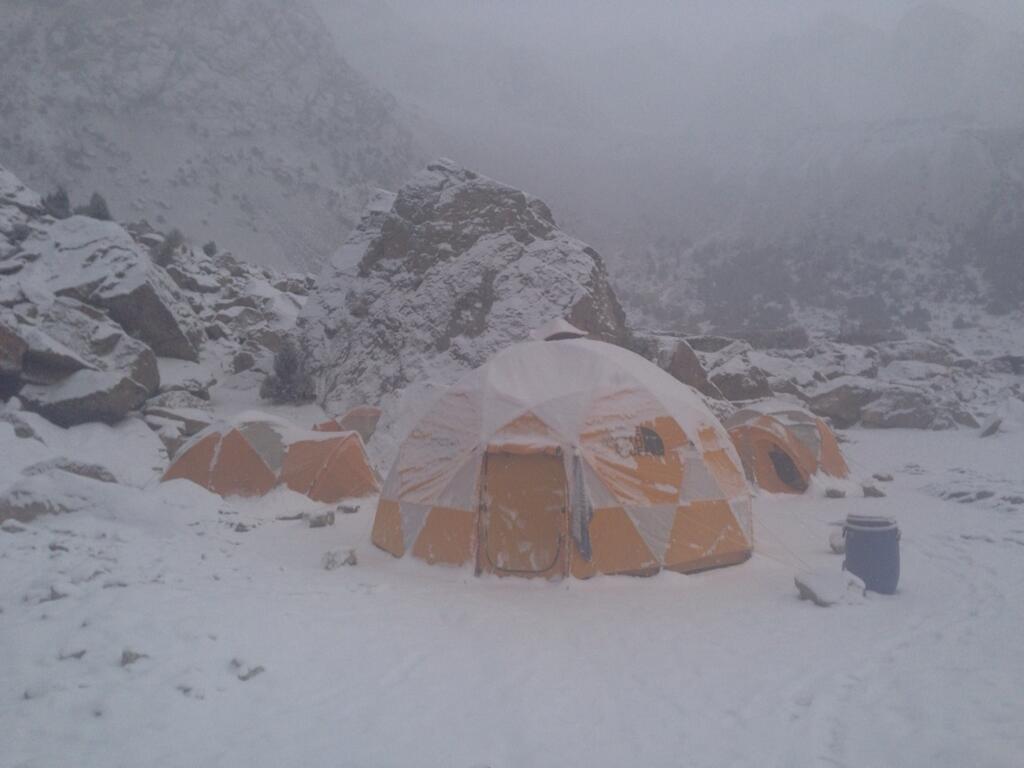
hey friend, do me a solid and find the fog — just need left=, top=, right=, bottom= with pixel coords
left=317, top=0, right=1024, bottom=257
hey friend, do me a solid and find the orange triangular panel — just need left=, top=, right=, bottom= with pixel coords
left=664, top=501, right=751, bottom=572
left=587, top=506, right=660, bottom=576
left=372, top=499, right=405, bottom=557
left=162, top=432, right=220, bottom=487
left=209, top=429, right=277, bottom=497
left=309, top=436, right=380, bottom=501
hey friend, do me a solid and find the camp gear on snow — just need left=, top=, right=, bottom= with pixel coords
left=843, top=514, right=900, bottom=594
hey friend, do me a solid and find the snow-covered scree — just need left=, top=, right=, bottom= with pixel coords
left=2, top=419, right=1022, bottom=767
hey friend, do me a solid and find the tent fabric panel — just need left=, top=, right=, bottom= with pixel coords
left=309, top=436, right=380, bottom=501
left=679, top=456, right=727, bottom=502
left=209, top=429, right=278, bottom=497
left=336, top=405, right=383, bottom=443
left=433, top=452, right=482, bottom=511
left=625, top=504, right=677, bottom=564
left=665, top=548, right=752, bottom=574
left=411, top=506, right=476, bottom=566
left=279, top=438, right=333, bottom=497
left=162, top=431, right=221, bottom=487
left=386, top=389, right=482, bottom=503
left=786, top=421, right=823, bottom=463
left=586, top=506, right=659, bottom=576
left=663, top=500, right=752, bottom=572
left=398, top=502, right=433, bottom=554
left=816, top=419, right=850, bottom=478
left=730, top=497, right=755, bottom=542
left=372, top=499, right=405, bottom=557
left=580, top=389, right=687, bottom=506
left=702, top=447, right=750, bottom=500
left=236, top=420, right=288, bottom=473
left=739, top=421, right=816, bottom=494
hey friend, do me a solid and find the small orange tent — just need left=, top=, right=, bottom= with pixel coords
left=163, top=412, right=379, bottom=501
left=373, top=337, right=753, bottom=579
left=725, top=404, right=849, bottom=494
left=313, top=405, right=382, bottom=444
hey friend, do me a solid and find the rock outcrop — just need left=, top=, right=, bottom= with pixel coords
left=1, top=162, right=311, bottom=429
left=300, top=160, right=631, bottom=412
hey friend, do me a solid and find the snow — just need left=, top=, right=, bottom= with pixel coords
left=2, top=415, right=1022, bottom=767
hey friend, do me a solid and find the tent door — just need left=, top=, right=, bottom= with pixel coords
left=479, top=451, right=568, bottom=579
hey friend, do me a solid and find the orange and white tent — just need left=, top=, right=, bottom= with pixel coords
left=372, top=338, right=753, bottom=579
left=725, top=403, right=849, bottom=494
left=162, top=412, right=379, bottom=501
left=314, top=404, right=382, bottom=444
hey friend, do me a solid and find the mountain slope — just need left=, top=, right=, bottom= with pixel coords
left=0, top=0, right=420, bottom=270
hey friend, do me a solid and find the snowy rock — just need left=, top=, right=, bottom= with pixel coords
left=860, top=390, right=939, bottom=429
left=300, top=160, right=630, bottom=411
left=142, top=395, right=212, bottom=438
left=22, top=457, right=118, bottom=484
left=875, top=339, right=959, bottom=367
left=795, top=569, right=865, bottom=607
left=808, top=377, right=885, bottom=428
left=0, top=319, right=27, bottom=397
left=709, top=367, right=774, bottom=402
left=4, top=296, right=159, bottom=426
left=665, top=340, right=724, bottom=399
left=20, top=370, right=150, bottom=428
left=322, top=549, right=357, bottom=570
left=19, top=216, right=202, bottom=360
left=156, top=359, right=215, bottom=400
left=305, top=510, right=336, bottom=529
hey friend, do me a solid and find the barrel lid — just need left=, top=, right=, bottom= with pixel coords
left=845, top=513, right=898, bottom=532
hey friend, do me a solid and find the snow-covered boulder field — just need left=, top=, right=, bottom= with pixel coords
left=1, top=161, right=315, bottom=449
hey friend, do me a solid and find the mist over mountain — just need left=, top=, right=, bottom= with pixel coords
left=0, top=0, right=420, bottom=270
left=317, top=0, right=1024, bottom=332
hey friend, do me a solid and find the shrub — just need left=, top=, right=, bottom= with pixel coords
left=260, top=337, right=316, bottom=404
left=153, top=228, right=185, bottom=267
left=42, top=186, right=71, bottom=219
left=73, top=192, right=112, bottom=221
left=202, top=241, right=218, bottom=257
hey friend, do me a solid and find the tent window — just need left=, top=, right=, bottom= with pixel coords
left=769, top=448, right=807, bottom=492
left=634, top=426, right=665, bottom=457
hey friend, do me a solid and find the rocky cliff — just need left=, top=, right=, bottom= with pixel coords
left=300, top=160, right=630, bottom=414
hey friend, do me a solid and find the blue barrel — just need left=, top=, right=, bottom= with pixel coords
left=843, top=514, right=900, bottom=594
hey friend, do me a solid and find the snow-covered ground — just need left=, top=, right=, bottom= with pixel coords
left=2, top=423, right=1023, bottom=768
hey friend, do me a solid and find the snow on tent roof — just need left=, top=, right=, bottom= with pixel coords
left=375, top=338, right=754, bottom=578
left=529, top=318, right=588, bottom=342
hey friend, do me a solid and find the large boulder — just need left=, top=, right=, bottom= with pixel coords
left=0, top=320, right=27, bottom=398
left=19, top=370, right=150, bottom=428
left=807, top=376, right=884, bottom=428
left=5, top=296, right=158, bottom=426
left=300, top=160, right=631, bottom=411
left=17, top=216, right=202, bottom=360
left=666, top=340, right=724, bottom=399
left=860, top=390, right=939, bottom=429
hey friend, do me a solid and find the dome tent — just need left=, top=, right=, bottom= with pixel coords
left=725, top=403, right=849, bottom=494
left=162, top=411, right=379, bottom=501
left=372, top=338, right=753, bottom=579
